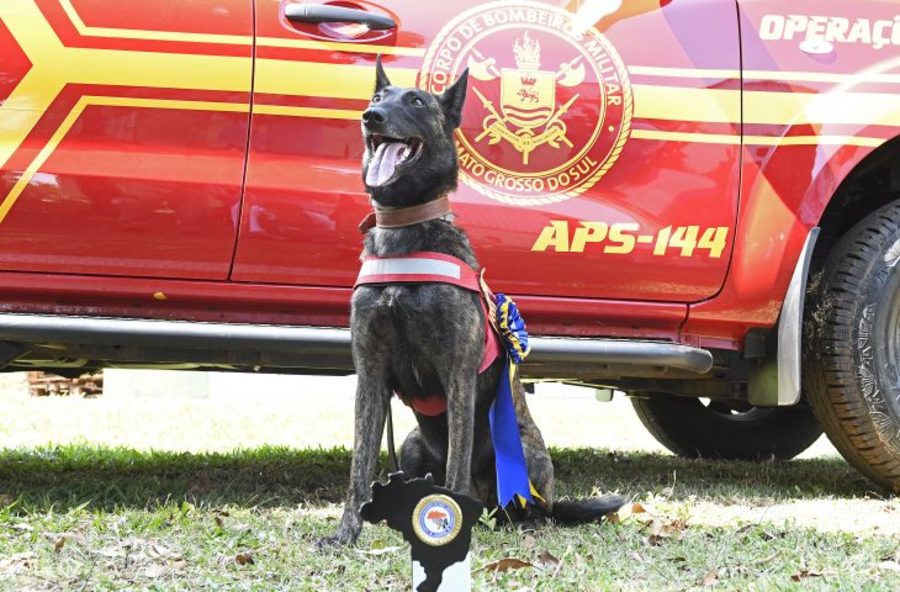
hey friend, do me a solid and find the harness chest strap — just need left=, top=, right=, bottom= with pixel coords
left=354, top=251, right=502, bottom=414
left=357, top=251, right=480, bottom=292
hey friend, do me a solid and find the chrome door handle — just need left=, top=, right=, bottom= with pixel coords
left=284, top=5, right=395, bottom=30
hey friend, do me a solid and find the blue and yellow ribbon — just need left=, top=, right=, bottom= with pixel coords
left=496, top=294, right=530, bottom=363
left=489, top=293, right=538, bottom=509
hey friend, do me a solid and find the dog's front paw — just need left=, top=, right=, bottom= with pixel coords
left=316, top=527, right=359, bottom=550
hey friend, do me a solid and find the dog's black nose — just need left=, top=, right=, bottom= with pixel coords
left=362, top=108, right=386, bottom=126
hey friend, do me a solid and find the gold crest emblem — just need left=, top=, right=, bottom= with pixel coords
left=472, top=32, right=584, bottom=165
left=420, top=1, right=633, bottom=206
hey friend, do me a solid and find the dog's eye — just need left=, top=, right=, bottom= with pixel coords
left=371, top=95, right=382, bottom=103
left=411, top=97, right=424, bottom=106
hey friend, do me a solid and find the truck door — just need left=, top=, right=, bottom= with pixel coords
left=234, top=0, right=740, bottom=306
left=0, top=0, right=252, bottom=280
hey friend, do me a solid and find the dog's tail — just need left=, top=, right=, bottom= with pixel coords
left=548, top=495, right=625, bottom=525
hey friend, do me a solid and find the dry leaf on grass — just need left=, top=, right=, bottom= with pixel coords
left=213, top=510, right=232, bottom=528
left=608, top=502, right=647, bottom=524
left=51, top=532, right=86, bottom=552
left=142, top=564, right=169, bottom=579
left=643, top=516, right=689, bottom=546
left=235, top=552, right=255, bottom=565
left=650, top=520, right=672, bottom=538
left=537, top=550, right=559, bottom=568
left=480, top=558, right=533, bottom=573
left=790, top=569, right=823, bottom=581
left=701, top=568, right=718, bottom=587
left=147, top=543, right=179, bottom=560
left=142, top=560, right=187, bottom=579
left=138, top=541, right=187, bottom=577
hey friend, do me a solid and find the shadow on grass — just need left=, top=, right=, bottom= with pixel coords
left=0, top=445, right=876, bottom=514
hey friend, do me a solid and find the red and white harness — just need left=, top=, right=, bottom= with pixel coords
left=354, top=251, right=502, bottom=416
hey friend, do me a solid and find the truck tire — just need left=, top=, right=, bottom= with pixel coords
left=631, top=395, right=823, bottom=460
left=803, top=200, right=900, bottom=492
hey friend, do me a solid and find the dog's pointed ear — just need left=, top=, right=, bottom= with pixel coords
left=374, top=54, right=391, bottom=92
left=438, top=68, right=469, bottom=128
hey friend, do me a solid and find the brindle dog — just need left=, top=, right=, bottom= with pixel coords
left=321, top=57, right=623, bottom=547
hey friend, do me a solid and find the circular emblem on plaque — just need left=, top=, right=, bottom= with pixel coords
left=419, top=0, right=633, bottom=206
left=412, top=494, right=463, bottom=546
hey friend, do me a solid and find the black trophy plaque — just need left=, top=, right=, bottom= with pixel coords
left=361, top=472, right=482, bottom=592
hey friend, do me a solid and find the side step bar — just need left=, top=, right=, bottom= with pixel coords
left=0, top=313, right=713, bottom=377
left=527, top=337, right=713, bottom=374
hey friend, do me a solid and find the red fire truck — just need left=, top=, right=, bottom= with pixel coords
left=1, top=0, right=898, bottom=491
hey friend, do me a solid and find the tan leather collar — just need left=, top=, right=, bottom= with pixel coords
left=358, top=195, right=453, bottom=233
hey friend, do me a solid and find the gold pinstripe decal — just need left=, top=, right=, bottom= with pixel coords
left=629, top=65, right=900, bottom=85
left=628, top=66, right=741, bottom=79
left=631, top=129, right=884, bottom=148
left=253, top=104, right=361, bottom=119
left=58, top=0, right=426, bottom=56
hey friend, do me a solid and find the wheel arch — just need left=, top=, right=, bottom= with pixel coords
left=744, top=135, right=900, bottom=406
left=684, top=131, right=900, bottom=349
left=809, top=135, right=900, bottom=268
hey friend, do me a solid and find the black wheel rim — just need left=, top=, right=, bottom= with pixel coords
left=701, top=399, right=781, bottom=425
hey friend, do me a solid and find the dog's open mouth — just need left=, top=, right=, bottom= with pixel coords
left=365, top=135, right=423, bottom=187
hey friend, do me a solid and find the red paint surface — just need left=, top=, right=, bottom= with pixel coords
left=35, top=0, right=254, bottom=56
left=69, top=0, right=252, bottom=36
left=0, top=20, right=31, bottom=105
left=0, top=85, right=251, bottom=279
left=233, top=0, right=742, bottom=306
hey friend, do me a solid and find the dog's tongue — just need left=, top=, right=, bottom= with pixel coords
left=366, top=141, right=406, bottom=187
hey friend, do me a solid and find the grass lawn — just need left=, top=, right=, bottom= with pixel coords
left=1, top=373, right=898, bottom=591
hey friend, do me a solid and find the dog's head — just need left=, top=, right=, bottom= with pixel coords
left=361, top=55, right=468, bottom=207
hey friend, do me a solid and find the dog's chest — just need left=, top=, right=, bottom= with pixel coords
left=355, top=282, right=479, bottom=359
left=354, top=283, right=485, bottom=416
left=359, top=283, right=463, bottom=321
left=354, top=225, right=492, bottom=414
